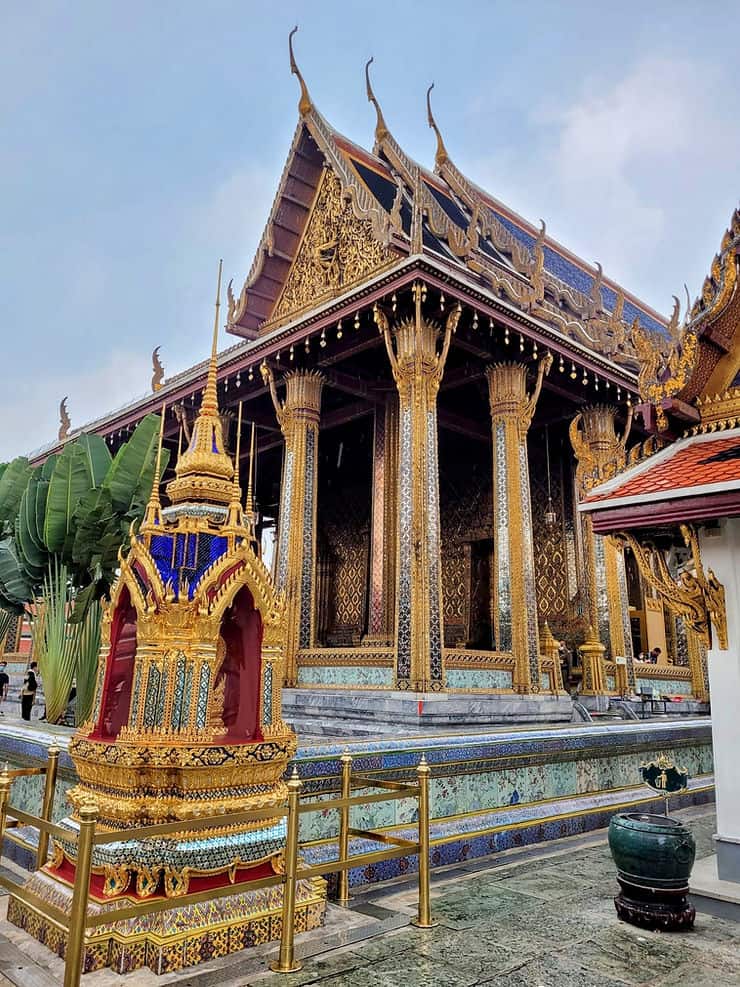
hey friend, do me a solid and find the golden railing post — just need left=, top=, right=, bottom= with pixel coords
left=411, top=755, right=436, bottom=929
left=337, top=750, right=352, bottom=905
left=64, top=802, right=97, bottom=987
left=0, top=766, right=12, bottom=855
left=37, top=745, right=59, bottom=868
left=270, top=768, right=303, bottom=974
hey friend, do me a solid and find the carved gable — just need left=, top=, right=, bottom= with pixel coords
left=268, top=168, right=396, bottom=327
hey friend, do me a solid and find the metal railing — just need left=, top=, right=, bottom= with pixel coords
left=0, top=750, right=433, bottom=987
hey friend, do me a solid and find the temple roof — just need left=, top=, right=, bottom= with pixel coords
left=226, top=47, right=669, bottom=364
left=633, top=207, right=740, bottom=426
left=583, top=431, right=740, bottom=509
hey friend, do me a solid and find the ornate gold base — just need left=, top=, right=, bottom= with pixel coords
left=7, top=870, right=326, bottom=976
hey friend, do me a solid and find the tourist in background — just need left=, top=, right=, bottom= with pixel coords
left=20, top=661, right=38, bottom=721
left=0, top=661, right=8, bottom=715
left=649, top=647, right=662, bottom=664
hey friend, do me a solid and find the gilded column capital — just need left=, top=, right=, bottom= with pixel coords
left=485, top=354, right=552, bottom=432
left=375, top=294, right=460, bottom=398
left=261, top=365, right=325, bottom=432
left=569, top=403, right=632, bottom=495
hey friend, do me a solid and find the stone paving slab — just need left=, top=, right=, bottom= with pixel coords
left=0, top=805, right=736, bottom=986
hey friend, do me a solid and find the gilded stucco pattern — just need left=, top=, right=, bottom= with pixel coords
left=271, top=168, right=395, bottom=324
left=316, top=482, right=370, bottom=643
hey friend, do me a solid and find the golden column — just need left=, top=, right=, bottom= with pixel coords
left=570, top=405, right=634, bottom=682
left=365, top=395, right=398, bottom=645
left=262, top=366, right=325, bottom=686
left=486, top=356, right=552, bottom=693
left=375, top=285, right=460, bottom=691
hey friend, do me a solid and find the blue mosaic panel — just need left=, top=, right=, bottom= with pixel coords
left=593, top=534, right=611, bottom=654
left=182, top=661, right=193, bottom=725
left=196, top=663, right=210, bottom=729
left=276, top=449, right=295, bottom=593
left=494, top=422, right=511, bottom=651
left=298, top=428, right=316, bottom=650
left=129, top=663, right=142, bottom=725
left=518, top=441, right=539, bottom=680
left=606, top=674, right=617, bottom=691
left=170, top=653, right=186, bottom=731
left=396, top=406, right=413, bottom=681
left=142, top=665, right=161, bottom=729
left=425, top=409, right=443, bottom=684
left=148, top=532, right=227, bottom=599
left=263, top=662, right=273, bottom=726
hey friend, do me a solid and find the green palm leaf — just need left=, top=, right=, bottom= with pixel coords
left=43, top=444, right=92, bottom=554
left=0, top=457, right=31, bottom=533
left=76, top=434, right=112, bottom=488
left=103, top=414, right=168, bottom=515
left=74, top=598, right=101, bottom=724
left=0, top=538, right=34, bottom=606
left=30, top=560, right=78, bottom=724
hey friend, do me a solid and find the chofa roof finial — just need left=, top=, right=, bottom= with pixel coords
left=426, top=83, right=449, bottom=170
left=365, top=57, right=389, bottom=148
left=289, top=26, right=313, bottom=117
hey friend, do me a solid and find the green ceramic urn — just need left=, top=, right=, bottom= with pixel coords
left=608, top=812, right=696, bottom=929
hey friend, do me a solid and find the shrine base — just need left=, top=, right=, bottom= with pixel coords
left=7, top=867, right=327, bottom=975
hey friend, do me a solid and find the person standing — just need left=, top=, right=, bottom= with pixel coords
left=20, top=661, right=38, bottom=721
left=0, top=661, right=8, bottom=715
left=649, top=647, right=662, bottom=664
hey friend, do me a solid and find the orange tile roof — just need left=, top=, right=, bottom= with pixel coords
left=586, top=433, right=740, bottom=504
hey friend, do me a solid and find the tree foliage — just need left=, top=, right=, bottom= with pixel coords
left=0, top=415, right=168, bottom=722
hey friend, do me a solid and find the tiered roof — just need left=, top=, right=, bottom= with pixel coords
left=227, top=32, right=669, bottom=374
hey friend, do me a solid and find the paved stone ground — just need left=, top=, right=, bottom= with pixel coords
left=0, top=804, right=737, bottom=986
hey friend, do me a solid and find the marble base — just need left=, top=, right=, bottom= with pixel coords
left=715, top=834, right=740, bottom=882
left=7, top=867, right=327, bottom=975
left=283, top=689, right=573, bottom=736
left=691, top=854, right=740, bottom=922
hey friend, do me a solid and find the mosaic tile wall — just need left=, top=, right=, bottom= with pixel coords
left=296, top=665, right=394, bottom=688
left=636, top=676, right=693, bottom=696
left=445, top=668, right=513, bottom=691
left=0, top=722, right=713, bottom=880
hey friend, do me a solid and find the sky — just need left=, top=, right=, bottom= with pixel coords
left=1, top=1, right=739, bottom=460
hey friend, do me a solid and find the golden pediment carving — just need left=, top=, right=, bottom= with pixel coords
left=269, top=168, right=396, bottom=327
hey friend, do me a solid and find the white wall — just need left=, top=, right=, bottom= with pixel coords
left=700, top=517, right=740, bottom=880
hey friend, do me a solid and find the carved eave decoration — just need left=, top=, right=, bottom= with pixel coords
left=227, top=103, right=405, bottom=337
left=612, top=524, right=727, bottom=650
left=421, top=90, right=664, bottom=370
left=633, top=207, right=740, bottom=420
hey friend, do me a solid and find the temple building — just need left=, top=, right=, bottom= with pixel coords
left=16, top=35, right=712, bottom=718
left=582, top=206, right=739, bottom=908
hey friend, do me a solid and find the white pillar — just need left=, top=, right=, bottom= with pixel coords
left=699, top=517, right=740, bottom=883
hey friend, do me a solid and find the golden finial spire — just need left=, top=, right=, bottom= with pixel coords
left=365, top=57, right=389, bottom=148
left=245, top=421, right=256, bottom=517
left=225, top=402, right=245, bottom=534
left=289, top=27, right=313, bottom=117
left=426, top=83, right=449, bottom=170
left=142, top=402, right=166, bottom=531
left=166, top=261, right=235, bottom=507
left=201, top=259, right=223, bottom=417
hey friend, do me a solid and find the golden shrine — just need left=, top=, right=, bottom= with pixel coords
left=6, top=266, right=327, bottom=973
left=17, top=31, right=715, bottom=723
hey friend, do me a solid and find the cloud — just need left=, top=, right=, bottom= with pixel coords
left=470, top=54, right=740, bottom=314
left=0, top=349, right=151, bottom=461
